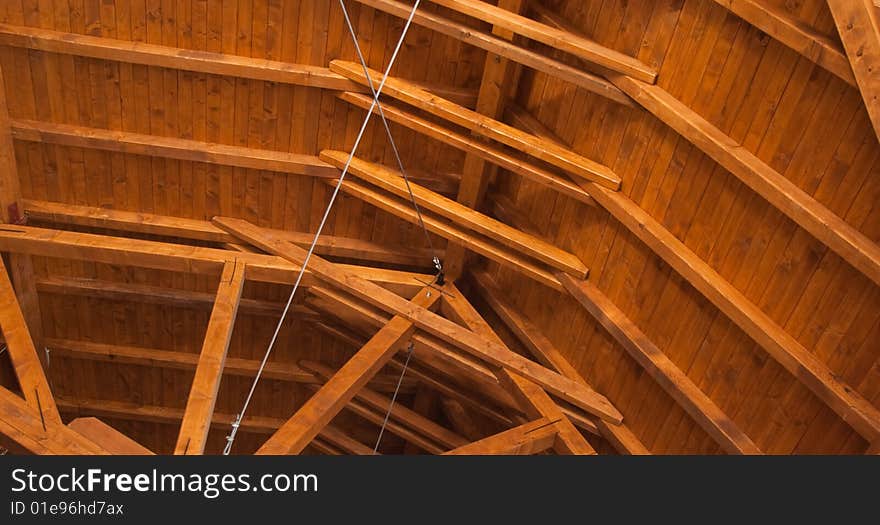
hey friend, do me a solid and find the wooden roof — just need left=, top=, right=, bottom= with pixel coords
left=0, top=0, right=878, bottom=455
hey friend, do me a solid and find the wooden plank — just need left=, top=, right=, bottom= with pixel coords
left=827, top=0, right=880, bottom=138
left=301, top=360, right=468, bottom=450
left=704, top=1, right=855, bottom=85
left=557, top=274, right=762, bottom=455
left=0, top=256, right=60, bottom=427
left=440, top=285, right=597, bottom=455
left=24, top=199, right=438, bottom=268
left=11, top=119, right=337, bottom=178
left=0, top=23, right=477, bottom=107
left=0, top=224, right=429, bottom=293
left=337, top=92, right=595, bottom=206
left=320, top=150, right=588, bottom=277
left=332, top=59, right=621, bottom=189
left=318, top=424, right=375, bottom=455
left=68, top=417, right=154, bottom=455
left=175, top=261, right=246, bottom=454
left=348, top=0, right=633, bottom=106
left=509, top=104, right=880, bottom=444
left=470, top=272, right=650, bottom=455
left=215, top=217, right=622, bottom=423
left=0, top=386, right=106, bottom=455
left=428, top=0, right=657, bottom=82
left=443, top=417, right=559, bottom=455
left=257, top=287, right=439, bottom=454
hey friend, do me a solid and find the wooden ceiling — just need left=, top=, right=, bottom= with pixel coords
left=0, top=0, right=878, bottom=455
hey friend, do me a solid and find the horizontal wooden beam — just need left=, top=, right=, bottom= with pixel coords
left=338, top=92, right=595, bottom=206
left=320, top=150, right=588, bottom=277
left=332, top=60, right=621, bottom=189
left=351, top=0, right=633, bottom=106
left=24, top=199, right=438, bottom=269
left=258, top=287, right=439, bottom=454
left=0, top=23, right=477, bottom=107
left=443, top=417, right=559, bottom=455
left=175, top=261, right=245, bottom=455
left=703, top=0, right=855, bottom=85
left=216, top=217, right=622, bottom=424
left=0, top=224, right=429, bottom=294
left=67, top=417, right=154, bottom=455
left=0, top=386, right=106, bottom=454
left=470, top=272, right=650, bottom=455
left=508, top=104, right=880, bottom=443
left=429, top=0, right=656, bottom=82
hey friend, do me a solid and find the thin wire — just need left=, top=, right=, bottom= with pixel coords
left=338, top=0, right=441, bottom=274
left=373, top=341, right=415, bottom=454
left=223, top=0, right=425, bottom=455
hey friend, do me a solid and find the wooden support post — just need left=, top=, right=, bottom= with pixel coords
left=175, top=261, right=246, bottom=455
left=214, top=217, right=621, bottom=424
left=257, top=287, right=439, bottom=454
left=443, top=417, right=559, bottom=455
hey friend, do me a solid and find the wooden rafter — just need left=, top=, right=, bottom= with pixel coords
left=214, top=217, right=622, bottom=424
left=0, top=255, right=60, bottom=427
left=0, top=224, right=428, bottom=294
left=331, top=60, right=621, bottom=189
left=0, top=386, right=105, bottom=455
left=68, top=418, right=154, bottom=455
left=24, top=199, right=439, bottom=269
left=470, top=272, right=650, bottom=455
left=443, top=417, right=559, bottom=455
left=175, top=261, right=246, bottom=455
left=256, top=287, right=439, bottom=454
left=826, top=0, right=880, bottom=138
left=0, top=23, right=477, bottom=107
left=349, top=0, right=633, bottom=106
left=507, top=104, right=880, bottom=444
left=440, top=285, right=597, bottom=455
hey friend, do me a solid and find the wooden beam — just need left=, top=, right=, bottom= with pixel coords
left=827, top=0, right=880, bottom=138
left=557, top=274, right=762, bottom=455
left=443, top=417, right=559, bottom=455
left=325, top=176, right=564, bottom=289
left=301, top=360, right=468, bottom=450
left=44, top=337, right=417, bottom=394
left=470, top=272, right=650, bottom=455
left=440, top=284, right=597, bottom=455
left=320, top=150, right=588, bottom=278
left=0, top=386, right=106, bottom=454
left=703, top=1, right=854, bottom=85
left=175, top=261, right=246, bottom=455
left=24, top=199, right=438, bottom=269
left=428, top=0, right=656, bottom=82
left=0, top=256, right=60, bottom=426
left=12, top=119, right=336, bottom=178
left=337, top=92, right=595, bottom=206
left=349, top=0, right=633, bottom=106
left=215, top=217, right=622, bottom=423
left=257, top=287, right=438, bottom=454
left=531, top=9, right=880, bottom=289
left=0, top=23, right=477, bottom=107
left=68, top=417, right=154, bottom=455
left=331, top=60, right=621, bottom=189
left=0, top=224, right=429, bottom=294
left=508, top=104, right=880, bottom=444
left=318, top=424, right=375, bottom=455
